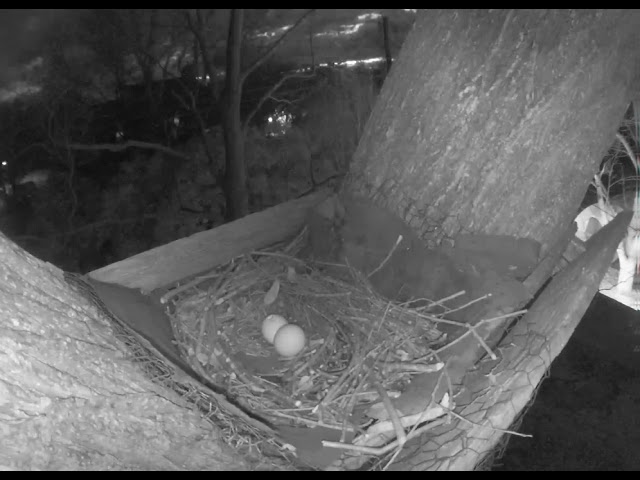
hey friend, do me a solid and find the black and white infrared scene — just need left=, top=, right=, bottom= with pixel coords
left=1, top=8, right=639, bottom=472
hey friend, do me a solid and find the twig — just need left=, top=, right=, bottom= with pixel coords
left=240, top=9, right=316, bottom=84
left=413, top=290, right=467, bottom=311
left=322, top=418, right=447, bottom=455
left=470, top=329, right=498, bottom=360
left=381, top=362, right=444, bottom=374
left=64, top=140, right=192, bottom=160
left=443, top=407, right=532, bottom=438
left=243, top=72, right=314, bottom=131
left=195, top=308, right=209, bottom=364
left=430, top=309, right=528, bottom=357
left=368, top=235, right=404, bottom=278
left=439, top=292, right=492, bottom=315
left=374, top=381, right=407, bottom=447
left=54, top=215, right=157, bottom=237
left=250, top=250, right=307, bottom=264
left=268, top=411, right=353, bottom=431
left=160, top=268, right=224, bottom=304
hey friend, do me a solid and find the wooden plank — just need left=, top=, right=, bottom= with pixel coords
left=89, top=189, right=331, bottom=291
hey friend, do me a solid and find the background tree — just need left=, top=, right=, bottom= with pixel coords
left=184, top=8, right=315, bottom=220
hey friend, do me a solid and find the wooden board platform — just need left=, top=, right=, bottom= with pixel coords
left=88, top=189, right=331, bottom=291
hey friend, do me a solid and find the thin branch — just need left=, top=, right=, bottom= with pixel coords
left=240, top=9, right=315, bottom=85
left=184, top=9, right=216, bottom=87
left=322, top=418, right=448, bottom=456
left=242, top=71, right=314, bottom=131
left=171, top=90, right=217, bottom=165
left=374, top=381, right=407, bottom=447
left=368, top=235, right=404, bottom=278
left=63, top=140, right=192, bottom=161
left=56, top=215, right=158, bottom=237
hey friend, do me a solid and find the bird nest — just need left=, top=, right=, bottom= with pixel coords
left=164, top=228, right=488, bottom=468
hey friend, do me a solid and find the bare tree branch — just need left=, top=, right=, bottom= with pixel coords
left=171, top=90, right=218, bottom=166
left=59, top=214, right=158, bottom=237
left=240, top=9, right=315, bottom=85
left=63, top=141, right=192, bottom=161
left=184, top=9, right=216, bottom=88
left=242, top=72, right=313, bottom=131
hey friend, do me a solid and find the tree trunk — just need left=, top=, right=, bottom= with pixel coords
left=0, top=232, right=248, bottom=470
left=334, top=8, right=640, bottom=471
left=381, top=16, right=392, bottom=74
left=222, top=9, right=249, bottom=221
left=344, top=9, right=640, bottom=254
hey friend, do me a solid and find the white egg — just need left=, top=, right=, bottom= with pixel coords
left=273, top=324, right=306, bottom=358
left=262, top=314, right=288, bottom=344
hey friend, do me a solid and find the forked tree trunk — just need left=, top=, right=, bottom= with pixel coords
left=0, top=232, right=248, bottom=470
left=338, top=8, right=640, bottom=470
left=344, top=9, right=640, bottom=254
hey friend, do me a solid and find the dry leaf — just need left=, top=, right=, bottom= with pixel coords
left=264, top=278, right=280, bottom=305
left=297, top=375, right=313, bottom=391
left=196, top=351, right=209, bottom=365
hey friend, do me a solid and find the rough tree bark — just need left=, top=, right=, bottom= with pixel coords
left=344, top=9, right=640, bottom=254
left=337, top=8, right=640, bottom=470
left=381, top=16, right=392, bottom=74
left=219, top=9, right=314, bottom=221
left=0, top=232, right=248, bottom=470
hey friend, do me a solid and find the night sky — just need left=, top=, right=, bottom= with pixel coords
left=0, top=9, right=56, bottom=86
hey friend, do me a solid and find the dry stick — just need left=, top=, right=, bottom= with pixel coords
left=65, top=140, right=191, bottom=160
left=380, top=362, right=444, bottom=374
left=437, top=292, right=492, bottom=316
left=293, top=329, right=334, bottom=377
left=435, top=354, right=454, bottom=404
left=413, top=290, right=467, bottom=311
left=380, top=366, right=453, bottom=470
left=339, top=369, right=376, bottom=442
left=317, top=348, right=363, bottom=409
left=161, top=269, right=221, bottom=304
left=250, top=250, right=308, bottom=264
left=389, top=292, right=491, bottom=324
left=374, top=381, right=407, bottom=448
left=267, top=411, right=353, bottom=432
left=382, top=445, right=404, bottom=471
left=430, top=310, right=527, bottom=357
left=416, top=308, right=526, bottom=341
left=162, top=257, right=239, bottom=304
left=442, top=406, right=531, bottom=438
left=369, top=301, right=392, bottom=343
left=322, top=418, right=448, bottom=455
left=368, top=234, right=404, bottom=278
left=470, top=328, right=498, bottom=361
left=195, top=308, right=209, bottom=364
left=324, top=357, right=450, bottom=464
